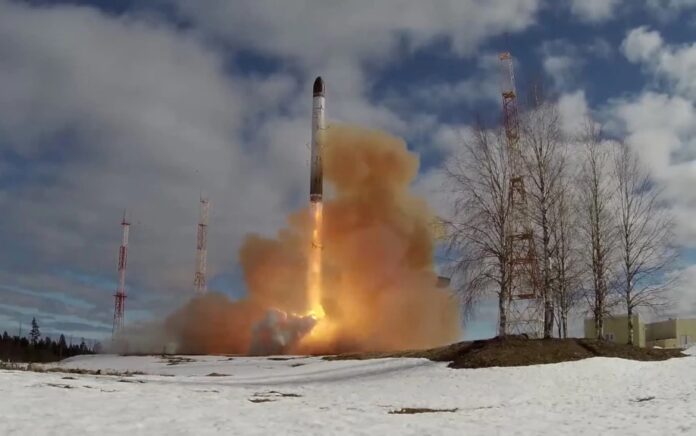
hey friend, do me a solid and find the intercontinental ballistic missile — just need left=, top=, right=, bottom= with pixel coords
left=310, top=76, right=325, bottom=203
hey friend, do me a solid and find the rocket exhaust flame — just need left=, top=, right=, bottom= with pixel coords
left=249, top=309, right=316, bottom=356
left=113, top=78, right=460, bottom=355
left=307, top=201, right=325, bottom=319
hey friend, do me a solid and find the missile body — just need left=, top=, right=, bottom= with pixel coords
left=310, top=76, right=325, bottom=203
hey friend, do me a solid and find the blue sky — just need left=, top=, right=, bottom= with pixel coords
left=2, top=0, right=696, bottom=341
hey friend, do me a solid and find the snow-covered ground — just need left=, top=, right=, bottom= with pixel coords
left=2, top=349, right=696, bottom=435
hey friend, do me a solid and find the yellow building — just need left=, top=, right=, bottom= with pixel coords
left=645, top=319, right=696, bottom=349
left=585, top=315, right=696, bottom=349
left=584, top=315, right=646, bottom=347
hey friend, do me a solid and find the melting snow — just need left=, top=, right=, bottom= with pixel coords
left=1, top=353, right=695, bottom=435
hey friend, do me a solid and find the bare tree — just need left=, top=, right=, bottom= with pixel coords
left=613, top=141, right=677, bottom=344
left=577, top=120, right=616, bottom=339
left=520, top=101, right=566, bottom=338
left=550, top=175, right=583, bottom=338
left=444, top=124, right=512, bottom=335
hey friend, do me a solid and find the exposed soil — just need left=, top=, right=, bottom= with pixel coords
left=160, top=356, right=196, bottom=366
left=248, top=390, right=302, bottom=403
left=258, top=390, right=302, bottom=398
left=0, top=361, right=145, bottom=377
left=325, top=336, right=686, bottom=369
left=389, top=408, right=458, bottom=414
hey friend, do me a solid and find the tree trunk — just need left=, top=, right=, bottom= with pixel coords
left=557, top=317, right=562, bottom=338
left=627, top=305, right=634, bottom=346
left=544, top=299, right=554, bottom=338
left=498, top=280, right=507, bottom=337
left=542, top=209, right=554, bottom=339
left=594, top=296, right=603, bottom=340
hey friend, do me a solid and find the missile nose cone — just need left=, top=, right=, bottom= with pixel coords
left=313, top=76, right=325, bottom=96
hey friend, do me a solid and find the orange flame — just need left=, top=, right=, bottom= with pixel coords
left=306, top=201, right=325, bottom=319
left=154, top=125, right=460, bottom=355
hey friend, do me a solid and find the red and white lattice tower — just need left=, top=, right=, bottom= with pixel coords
left=112, top=210, right=130, bottom=336
left=499, top=52, right=542, bottom=337
left=194, top=196, right=210, bottom=295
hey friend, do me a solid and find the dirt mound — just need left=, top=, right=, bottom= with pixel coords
left=325, top=336, right=686, bottom=368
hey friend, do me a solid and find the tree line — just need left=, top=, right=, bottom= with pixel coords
left=444, top=90, right=678, bottom=345
left=0, top=317, right=99, bottom=363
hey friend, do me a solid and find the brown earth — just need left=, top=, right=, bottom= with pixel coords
left=324, top=336, right=686, bottom=368
left=389, top=408, right=459, bottom=414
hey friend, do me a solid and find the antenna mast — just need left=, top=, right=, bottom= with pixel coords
left=113, top=210, right=130, bottom=336
left=194, top=196, right=210, bottom=295
left=499, top=52, right=542, bottom=336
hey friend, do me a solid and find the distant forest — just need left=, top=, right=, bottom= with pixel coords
left=1, top=317, right=100, bottom=363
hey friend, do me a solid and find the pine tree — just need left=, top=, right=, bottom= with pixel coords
left=58, top=334, right=67, bottom=359
left=29, top=318, right=40, bottom=345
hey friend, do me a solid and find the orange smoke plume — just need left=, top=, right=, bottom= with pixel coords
left=156, top=125, right=460, bottom=355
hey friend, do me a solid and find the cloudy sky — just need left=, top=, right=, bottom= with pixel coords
left=2, top=0, right=696, bottom=341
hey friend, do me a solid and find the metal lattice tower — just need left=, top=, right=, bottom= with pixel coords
left=499, top=52, right=543, bottom=337
left=113, top=210, right=130, bottom=336
left=194, top=196, right=210, bottom=295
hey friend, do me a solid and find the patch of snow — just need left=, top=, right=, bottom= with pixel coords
left=2, top=354, right=695, bottom=435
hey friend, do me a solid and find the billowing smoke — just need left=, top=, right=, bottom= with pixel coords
left=117, top=125, right=460, bottom=355
left=249, top=310, right=317, bottom=356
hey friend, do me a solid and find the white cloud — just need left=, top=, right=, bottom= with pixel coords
left=617, top=29, right=696, bottom=238
left=167, top=0, right=541, bottom=65
left=409, top=77, right=500, bottom=109
left=0, top=0, right=543, bottom=333
left=543, top=55, right=578, bottom=89
left=538, top=38, right=615, bottom=91
left=644, top=0, right=696, bottom=19
left=164, top=0, right=542, bottom=144
left=538, top=40, right=591, bottom=91
left=587, top=37, right=614, bottom=58
left=412, top=167, right=448, bottom=222
left=0, top=1, right=303, bottom=314
left=411, top=124, right=475, bottom=225
left=558, top=90, right=590, bottom=135
left=567, top=1, right=696, bottom=23
left=431, top=125, right=472, bottom=156
left=613, top=93, right=695, bottom=138
left=646, top=0, right=696, bottom=7
left=569, top=0, right=622, bottom=22
left=383, top=53, right=501, bottom=114
left=568, top=1, right=696, bottom=23
left=667, top=264, right=696, bottom=318
left=606, top=92, right=696, bottom=243
left=622, top=27, right=664, bottom=63
left=622, top=27, right=696, bottom=98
